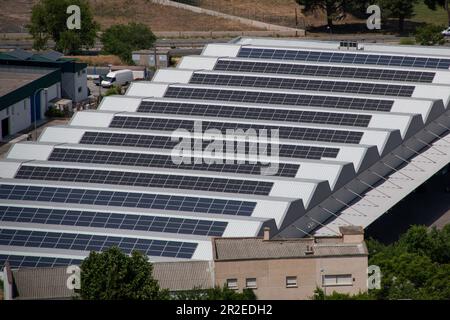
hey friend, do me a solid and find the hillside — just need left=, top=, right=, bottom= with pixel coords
left=0, top=0, right=263, bottom=33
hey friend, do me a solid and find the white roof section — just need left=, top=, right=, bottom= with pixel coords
left=2, top=38, right=450, bottom=265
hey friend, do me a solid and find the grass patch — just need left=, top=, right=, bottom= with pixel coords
left=411, top=1, right=448, bottom=26
left=66, top=55, right=124, bottom=66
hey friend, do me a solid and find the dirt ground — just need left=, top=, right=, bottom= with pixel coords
left=0, top=0, right=263, bottom=32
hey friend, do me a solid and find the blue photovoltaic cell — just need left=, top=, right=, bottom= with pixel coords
left=0, top=184, right=256, bottom=216
left=0, top=254, right=82, bottom=268
left=79, top=132, right=340, bottom=160
left=0, top=206, right=228, bottom=236
left=237, top=47, right=450, bottom=70
left=164, top=86, right=393, bottom=112
left=110, top=116, right=364, bottom=144
left=190, top=72, right=415, bottom=97
left=138, top=100, right=372, bottom=127
left=214, top=59, right=436, bottom=83
left=49, top=147, right=302, bottom=177
left=15, top=165, right=274, bottom=196
left=0, top=229, right=198, bottom=259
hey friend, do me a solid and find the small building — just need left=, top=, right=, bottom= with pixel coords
left=0, top=49, right=88, bottom=141
left=0, top=65, right=61, bottom=141
left=0, top=49, right=88, bottom=103
left=212, top=226, right=368, bottom=299
left=132, top=49, right=169, bottom=68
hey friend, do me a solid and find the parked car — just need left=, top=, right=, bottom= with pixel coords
left=441, top=27, right=450, bottom=36
left=93, top=75, right=105, bottom=86
left=101, top=69, right=133, bottom=88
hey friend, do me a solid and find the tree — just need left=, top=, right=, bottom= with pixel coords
left=377, top=0, right=419, bottom=32
left=295, top=0, right=358, bottom=27
left=104, top=86, right=123, bottom=96
left=366, top=225, right=450, bottom=300
left=79, top=247, right=167, bottom=300
left=172, top=286, right=257, bottom=300
left=415, top=24, right=446, bottom=45
left=424, top=0, right=450, bottom=26
left=28, top=0, right=99, bottom=54
left=312, top=287, right=373, bottom=300
left=101, top=23, right=156, bottom=65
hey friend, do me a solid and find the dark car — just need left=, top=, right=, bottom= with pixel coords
left=93, top=75, right=105, bottom=86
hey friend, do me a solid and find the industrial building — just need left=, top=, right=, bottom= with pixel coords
left=0, top=38, right=449, bottom=269
left=0, top=49, right=88, bottom=141
left=2, top=226, right=368, bottom=300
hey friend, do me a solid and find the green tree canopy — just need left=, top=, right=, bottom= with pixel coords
left=376, top=0, right=419, bottom=32
left=101, top=23, right=156, bottom=65
left=172, top=286, right=257, bottom=300
left=367, top=225, right=450, bottom=300
left=296, top=0, right=359, bottom=27
left=415, top=24, right=446, bottom=45
left=79, top=247, right=167, bottom=300
left=424, top=0, right=450, bottom=26
left=28, top=0, right=99, bottom=54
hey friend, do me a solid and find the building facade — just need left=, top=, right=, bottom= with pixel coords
left=213, top=227, right=368, bottom=299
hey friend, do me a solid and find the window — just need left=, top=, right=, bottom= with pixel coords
left=322, top=274, right=353, bottom=286
left=246, top=278, right=257, bottom=289
left=286, top=276, right=297, bottom=288
left=78, top=87, right=82, bottom=93
left=226, top=278, right=238, bottom=290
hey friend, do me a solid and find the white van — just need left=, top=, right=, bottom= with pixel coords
left=101, top=69, right=133, bottom=88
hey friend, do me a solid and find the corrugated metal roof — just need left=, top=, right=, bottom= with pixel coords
left=213, top=237, right=367, bottom=261
left=12, top=267, right=74, bottom=300
left=153, top=260, right=213, bottom=291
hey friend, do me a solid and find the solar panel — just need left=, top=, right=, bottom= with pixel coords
left=0, top=229, right=198, bottom=259
left=238, top=47, right=450, bottom=70
left=0, top=184, right=256, bottom=216
left=0, top=254, right=82, bottom=268
left=214, top=59, right=436, bottom=83
left=49, top=148, right=301, bottom=177
left=0, top=206, right=227, bottom=236
left=164, top=86, right=394, bottom=112
left=15, top=165, right=274, bottom=196
left=110, top=116, right=364, bottom=144
left=138, top=100, right=372, bottom=127
left=80, top=132, right=341, bottom=159
left=190, top=73, right=415, bottom=97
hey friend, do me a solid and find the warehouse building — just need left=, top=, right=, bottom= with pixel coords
left=0, top=38, right=449, bottom=268
left=0, top=49, right=88, bottom=141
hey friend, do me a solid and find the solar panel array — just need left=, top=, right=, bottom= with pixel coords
left=190, top=73, right=415, bottom=97
left=164, top=86, right=394, bottom=112
left=15, top=165, right=274, bottom=196
left=0, top=206, right=227, bottom=236
left=238, top=47, right=450, bottom=69
left=0, top=255, right=83, bottom=269
left=0, top=184, right=256, bottom=216
left=0, top=229, right=198, bottom=258
left=79, top=132, right=340, bottom=160
left=110, top=116, right=364, bottom=144
left=3, top=38, right=447, bottom=267
left=214, top=59, right=436, bottom=83
left=138, top=100, right=372, bottom=127
left=49, top=148, right=302, bottom=177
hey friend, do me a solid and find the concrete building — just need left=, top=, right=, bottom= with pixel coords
left=213, top=226, right=368, bottom=299
left=1, top=227, right=367, bottom=300
left=0, top=49, right=88, bottom=141
left=0, top=65, right=61, bottom=141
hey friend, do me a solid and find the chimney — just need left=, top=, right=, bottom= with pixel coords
left=263, top=227, right=270, bottom=241
left=339, top=226, right=364, bottom=243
